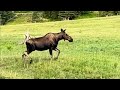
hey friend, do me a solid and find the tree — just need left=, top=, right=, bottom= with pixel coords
left=58, top=11, right=91, bottom=20
left=58, top=11, right=78, bottom=20
left=98, top=11, right=120, bottom=17
left=113, top=11, right=120, bottom=15
left=42, top=11, right=59, bottom=20
left=35, top=11, right=92, bottom=21
left=32, top=11, right=39, bottom=23
left=32, top=11, right=44, bottom=23
left=0, top=11, right=15, bottom=25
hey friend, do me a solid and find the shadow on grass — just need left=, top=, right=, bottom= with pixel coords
left=0, top=76, right=7, bottom=79
left=1, top=56, right=58, bottom=67
left=0, top=64, right=7, bottom=67
left=30, top=57, right=58, bottom=64
left=30, top=57, right=50, bottom=64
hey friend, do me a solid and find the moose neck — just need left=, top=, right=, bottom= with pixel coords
left=56, top=33, right=64, bottom=42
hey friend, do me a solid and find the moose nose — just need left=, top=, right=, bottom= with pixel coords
left=69, top=38, right=73, bottom=42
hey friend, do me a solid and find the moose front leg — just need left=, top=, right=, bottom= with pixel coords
left=54, top=48, right=60, bottom=60
left=49, top=49, right=53, bottom=59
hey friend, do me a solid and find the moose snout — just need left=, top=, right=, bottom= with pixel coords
left=69, top=38, right=73, bottom=42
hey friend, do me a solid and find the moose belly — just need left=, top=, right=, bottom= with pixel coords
left=35, top=44, right=51, bottom=51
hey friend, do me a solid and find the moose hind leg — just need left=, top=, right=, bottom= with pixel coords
left=22, top=51, right=28, bottom=67
left=26, top=50, right=33, bottom=64
left=54, top=48, right=60, bottom=60
left=22, top=50, right=32, bottom=63
left=22, top=51, right=27, bottom=60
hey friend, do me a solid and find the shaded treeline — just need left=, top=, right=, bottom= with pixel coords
left=1, top=11, right=120, bottom=25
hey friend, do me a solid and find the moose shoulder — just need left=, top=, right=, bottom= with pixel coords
left=22, top=29, right=73, bottom=61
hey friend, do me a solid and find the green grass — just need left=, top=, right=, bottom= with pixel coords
left=1, top=15, right=120, bottom=79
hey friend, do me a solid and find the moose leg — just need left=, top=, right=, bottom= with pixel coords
left=22, top=51, right=29, bottom=59
left=54, top=48, right=60, bottom=60
left=22, top=51, right=27, bottom=67
left=22, top=50, right=32, bottom=63
left=49, top=49, right=53, bottom=59
left=22, top=51, right=27, bottom=60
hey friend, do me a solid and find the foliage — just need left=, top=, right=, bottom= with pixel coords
left=75, top=11, right=98, bottom=19
left=32, top=11, right=44, bottom=23
left=42, top=11, right=91, bottom=20
left=58, top=11, right=78, bottom=20
left=98, top=11, right=120, bottom=17
left=6, top=13, right=33, bottom=25
left=42, top=11, right=59, bottom=20
left=2, top=11, right=120, bottom=25
left=0, top=11, right=15, bottom=25
left=14, top=11, right=32, bottom=13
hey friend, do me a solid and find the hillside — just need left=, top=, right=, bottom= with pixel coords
left=6, top=11, right=98, bottom=25
left=6, top=12, right=49, bottom=25
left=6, top=13, right=33, bottom=25
left=1, top=15, right=120, bottom=79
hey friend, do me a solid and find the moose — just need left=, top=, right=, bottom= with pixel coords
left=22, top=29, right=73, bottom=61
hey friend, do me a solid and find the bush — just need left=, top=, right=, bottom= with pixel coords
left=75, top=12, right=98, bottom=19
left=99, top=11, right=117, bottom=17
left=32, top=11, right=46, bottom=23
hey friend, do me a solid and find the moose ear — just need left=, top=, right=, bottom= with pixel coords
left=61, top=28, right=63, bottom=32
left=64, top=29, right=66, bottom=32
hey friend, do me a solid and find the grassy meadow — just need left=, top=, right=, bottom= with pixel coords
left=1, top=16, right=120, bottom=79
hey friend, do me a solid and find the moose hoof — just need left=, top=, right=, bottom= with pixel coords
left=54, top=57, right=58, bottom=60
left=22, top=54, right=25, bottom=60
left=30, top=59, right=33, bottom=64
